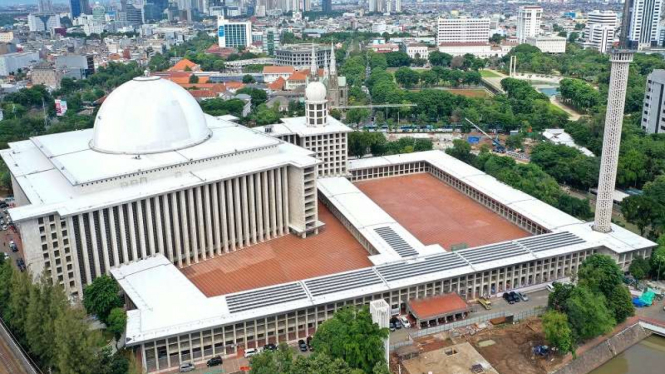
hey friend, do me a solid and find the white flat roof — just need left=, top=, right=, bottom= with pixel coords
left=114, top=150, right=655, bottom=346
left=3, top=117, right=319, bottom=221
left=254, top=115, right=352, bottom=137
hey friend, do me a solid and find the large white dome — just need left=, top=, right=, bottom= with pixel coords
left=305, top=82, right=327, bottom=103
left=90, top=76, right=212, bottom=155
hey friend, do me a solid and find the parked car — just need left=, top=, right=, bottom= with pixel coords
left=509, top=291, right=520, bottom=303
left=206, top=356, right=223, bottom=367
left=389, top=322, right=396, bottom=332
left=503, top=292, right=515, bottom=304
left=517, top=291, right=529, bottom=302
left=16, top=258, right=25, bottom=272
left=264, top=343, right=277, bottom=351
left=179, top=362, right=196, bottom=372
left=298, top=339, right=308, bottom=352
left=399, top=315, right=411, bottom=328
left=546, top=283, right=555, bottom=292
left=244, top=348, right=259, bottom=358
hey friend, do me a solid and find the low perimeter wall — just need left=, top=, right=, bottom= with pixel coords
left=552, top=323, right=650, bottom=374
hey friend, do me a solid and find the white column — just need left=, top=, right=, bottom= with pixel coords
left=241, top=176, right=250, bottom=247
left=226, top=180, right=236, bottom=251
left=203, top=185, right=214, bottom=258
left=211, top=183, right=222, bottom=255
left=171, top=193, right=183, bottom=267
left=127, top=203, right=139, bottom=261
left=248, top=174, right=257, bottom=244
left=263, top=171, right=271, bottom=240
left=276, top=169, right=284, bottom=236
left=118, top=205, right=130, bottom=264
left=162, top=195, right=174, bottom=263
left=98, top=209, right=111, bottom=273
left=87, top=213, right=102, bottom=277
left=219, top=181, right=230, bottom=253
left=108, top=208, right=120, bottom=267
left=136, top=201, right=147, bottom=259
left=233, top=178, right=243, bottom=248
left=180, top=190, right=191, bottom=265
left=195, top=187, right=206, bottom=261
left=256, top=172, right=264, bottom=240
left=593, top=50, right=633, bottom=233
left=154, top=196, right=165, bottom=256
left=269, top=169, right=277, bottom=237
left=146, top=198, right=156, bottom=256
left=189, top=189, right=200, bottom=261
left=77, top=214, right=92, bottom=283
left=282, top=167, right=289, bottom=230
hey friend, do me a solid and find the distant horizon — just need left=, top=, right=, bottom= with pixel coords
left=2, top=0, right=70, bottom=5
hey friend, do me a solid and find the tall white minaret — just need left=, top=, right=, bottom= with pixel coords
left=310, top=43, right=317, bottom=79
left=593, top=2, right=634, bottom=233
left=329, top=43, right=337, bottom=76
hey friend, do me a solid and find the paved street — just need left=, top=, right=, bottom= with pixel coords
left=0, top=322, right=29, bottom=374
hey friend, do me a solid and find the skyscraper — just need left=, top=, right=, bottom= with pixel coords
left=322, top=0, right=332, bottom=13
left=516, top=6, right=542, bottom=43
left=70, top=0, right=90, bottom=18
left=626, top=0, right=662, bottom=49
left=38, top=0, right=53, bottom=13
left=217, top=18, right=252, bottom=49
left=437, top=18, right=491, bottom=44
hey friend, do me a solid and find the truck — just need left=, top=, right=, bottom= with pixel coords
left=478, top=297, right=492, bottom=310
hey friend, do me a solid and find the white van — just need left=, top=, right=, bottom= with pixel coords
left=244, top=348, right=259, bottom=358
left=399, top=315, right=411, bottom=328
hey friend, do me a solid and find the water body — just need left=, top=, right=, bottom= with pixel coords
left=589, top=335, right=665, bottom=374
left=536, top=86, right=559, bottom=97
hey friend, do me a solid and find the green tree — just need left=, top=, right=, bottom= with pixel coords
left=394, top=67, right=419, bottom=88
left=651, top=237, right=665, bottom=280
left=83, top=275, right=123, bottom=323
left=628, top=256, right=651, bottom=280
left=429, top=51, right=453, bottom=67
left=237, top=87, right=268, bottom=107
left=311, top=306, right=389, bottom=373
left=542, top=310, right=573, bottom=354
left=547, top=282, right=576, bottom=312
left=565, top=286, right=614, bottom=341
left=243, top=74, right=256, bottom=83
left=106, top=308, right=127, bottom=341
left=346, top=108, right=370, bottom=125
left=446, top=139, right=475, bottom=164
left=54, top=306, right=105, bottom=374
left=189, top=74, right=199, bottom=84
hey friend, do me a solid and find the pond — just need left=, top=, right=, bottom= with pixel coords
left=536, top=86, right=559, bottom=97
left=589, top=335, right=665, bottom=374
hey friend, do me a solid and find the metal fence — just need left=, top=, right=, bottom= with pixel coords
left=389, top=306, right=545, bottom=351
left=0, top=317, right=41, bottom=374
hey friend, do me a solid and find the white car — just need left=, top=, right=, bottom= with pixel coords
left=399, top=315, right=411, bottom=328
left=546, top=283, right=555, bottom=292
left=244, top=348, right=259, bottom=358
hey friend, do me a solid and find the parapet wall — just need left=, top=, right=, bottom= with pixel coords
left=552, top=323, right=650, bottom=374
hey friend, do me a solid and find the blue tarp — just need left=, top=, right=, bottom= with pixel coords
left=632, top=297, right=648, bottom=307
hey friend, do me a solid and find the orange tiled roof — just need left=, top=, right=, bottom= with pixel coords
left=268, top=76, right=286, bottom=90
left=408, top=293, right=470, bottom=320
left=224, top=81, right=245, bottom=90
left=169, top=58, right=200, bottom=72
left=263, top=66, right=296, bottom=74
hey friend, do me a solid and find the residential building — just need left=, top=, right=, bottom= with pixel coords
left=263, top=66, right=295, bottom=83
left=517, top=6, right=543, bottom=43
left=217, top=18, right=252, bottom=49
left=438, top=42, right=513, bottom=58
left=31, top=63, right=62, bottom=89
left=641, top=69, right=665, bottom=133
left=437, top=18, right=491, bottom=44
left=0, top=32, right=15, bottom=43
left=525, top=35, right=566, bottom=54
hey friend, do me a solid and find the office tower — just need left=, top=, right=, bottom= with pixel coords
left=437, top=17, right=491, bottom=44
left=38, top=0, right=53, bottom=13
left=70, top=0, right=91, bottom=18
left=626, top=0, right=662, bottom=49
left=640, top=70, right=665, bottom=133
left=217, top=18, right=252, bottom=49
left=516, top=5, right=542, bottom=43
left=322, top=0, right=332, bottom=13
left=144, top=0, right=169, bottom=21
left=583, top=10, right=617, bottom=53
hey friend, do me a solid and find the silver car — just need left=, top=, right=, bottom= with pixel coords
left=179, top=362, right=195, bottom=372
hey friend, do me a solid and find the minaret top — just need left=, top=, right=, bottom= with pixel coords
left=310, top=44, right=317, bottom=79
left=329, top=43, right=336, bottom=76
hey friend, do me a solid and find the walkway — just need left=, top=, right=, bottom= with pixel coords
left=550, top=96, right=582, bottom=121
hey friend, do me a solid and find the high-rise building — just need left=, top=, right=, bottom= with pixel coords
left=626, top=0, right=662, bottom=49
left=217, top=18, right=252, bottom=49
left=640, top=69, right=665, bottom=134
left=264, top=28, right=279, bottom=56
left=144, top=0, right=168, bottom=21
left=28, top=13, right=61, bottom=32
left=322, top=0, right=332, bottom=13
left=583, top=10, right=617, bottom=53
left=437, top=18, right=491, bottom=44
left=69, top=0, right=90, bottom=18
left=516, top=6, right=542, bottom=43
left=38, top=0, right=53, bottom=13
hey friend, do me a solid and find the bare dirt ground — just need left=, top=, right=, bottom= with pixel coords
left=392, top=319, right=565, bottom=374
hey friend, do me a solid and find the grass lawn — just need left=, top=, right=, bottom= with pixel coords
left=480, top=70, right=502, bottom=78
